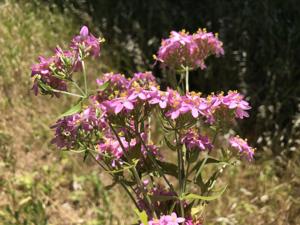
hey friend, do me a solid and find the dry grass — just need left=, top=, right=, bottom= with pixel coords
left=0, top=1, right=131, bottom=224
left=0, top=1, right=299, bottom=224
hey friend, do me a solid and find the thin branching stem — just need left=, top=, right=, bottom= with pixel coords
left=108, top=122, right=157, bottom=218
left=82, top=60, right=88, bottom=95
left=90, top=152, right=140, bottom=209
left=174, top=127, right=185, bottom=218
left=52, top=89, right=84, bottom=98
left=71, top=80, right=86, bottom=96
left=185, top=66, right=189, bottom=92
left=127, top=123, right=176, bottom=194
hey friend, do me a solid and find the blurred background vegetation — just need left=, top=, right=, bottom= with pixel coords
left=0, top=0, right=299, bottom=224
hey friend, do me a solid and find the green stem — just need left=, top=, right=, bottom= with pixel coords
left=52, top=89, right=84, bottom=98
left=108, top=122, right=157, bottom=218
left=119, top=181, right=140, bottom=209
left=194, top=127, right=219, bottom=206
left=175, top=128, right=185, bottom=218
left=148, top=116, right=151, bottom=142
left=129, top=125, right=176, bottom=194
left=72, top=80, right=86, bottom=96
left=82, top=60, right=88, bottom=95
left=185, top=66, right=189, bottom=93
left=184, top=159, right=190, bottom=192
left=90, top=152, right=140, bottom=209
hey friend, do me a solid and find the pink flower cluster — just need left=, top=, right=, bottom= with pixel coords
left=142, top=213, right=202, bottom=225
left=93, top=73, right=250, bottom=124
left=51, top=72, right=251, bottom=167
left=51, top=98, right=160, bottom=165
left=156, top=29, right=224, bottom=70
left=229, top=136, right=255, bottom=161
left=51, top=107, right=101, bottom=149
left=142, top=213, right=185, bottom=225
left=181, top=130, right=212, bottom=151
left=71, top=26, right=101, bottom=57
left=31, top=26, right=101, bottom=96
left=136, top=184, right=178, bottom=217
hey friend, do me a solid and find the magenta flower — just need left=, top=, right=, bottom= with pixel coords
left=31, top=55, right=68, bottom=96
left=31, top=46, right=83, bottom=96
left=55, top=47, right=82, bottom=72
left=101, top=96, right=136, bottom=115
left=148, top=89, right=169, bottom=109
left=182, top=92, right=208, bottom=118
left=142, top=213, right=185, bottom=225
left=97, top=138, right=124, bottom=161
left=164, top=89, right=186, bottom=120
left=221, top=91, right=251, bottom=119
left=157, top=29, right=224, bottom=70
left=181, top=130, right=213, bottom=151
left=229, top=136, right=255, bottom=161
left=99, top=73, right=129, bottom=90
left=71, top=26, right=101, bottom=57
left=51, top=113, right=81, bottom=149
left=129, top=72, right=158, bottom=89
left=51, top=106, right=102, bottom=149
left=93, top=73, right=129, bottom=103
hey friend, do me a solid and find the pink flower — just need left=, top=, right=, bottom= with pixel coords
left=181, top=130, right=213, bottom=151
left=51, top=106, right=102, bottom=149
left=182, top=92, right=208, bottom=118
left=156, top=29, right=224, bottom=70
left=51, top=113, right=82, bottom=148
left=164, top=89, right=186, bottom=120
left=148, top=89, right=169, bottom=109
left=142, top=213, right=185, bottom=225
left=229, top=136, right=255, bottom=161
left=31, top=55, right=68, bottom=96
left=221, top=91, right=251, bottom=119
left=55, top=47, right=82, bottom=72
left=129, top=72, right=158, bottom=89
left=71, top=26, right=101, bottom=57
left=101, top=96, right=136, bottom=115
left=31, top=47, right=82, bottom=97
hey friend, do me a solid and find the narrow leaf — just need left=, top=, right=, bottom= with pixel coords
left=181, top=185, right=227, bottom=201
left=134, top=209, right=149, bottom=225
left=59, top=100, right=82, bottom=118
left=150, top=195, right=178, bottom=202
left=190, top=157, right=228, bottom=177
left=157, top=161, right=178, bottom=178
left=97, top=81, right=110, bottom=91
left=164, top=136, right=177, bottom=151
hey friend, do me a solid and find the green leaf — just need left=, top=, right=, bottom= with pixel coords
left=134, top=209, right=149, bottom=225
left=181, top=185, right=227, bottom=201
left=83, top=150, right=89, bottom=162
left=97, top=81, right=110, bottom=91
left=164, top=136, right=177, bottom=151
left=205, top=170, right=219, bottom=189
left=38, top=80, right=52, bottom=92
left=108, top=159, right=139, bottom=174
left=194, top=173, right=205, bottom=192
left=157, top=161, right=178, bottom=178
left=191, top=157, right=228, bottom=177
left=191, top=205, right=205, bottom=217
left=150, top=195, right=178, bottom=202
left=59, top=100, right=82, bottom=118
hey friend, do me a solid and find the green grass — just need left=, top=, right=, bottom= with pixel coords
left=0, top=1, right=130, bottom=224
left=0, top=1, right=299, bottom=224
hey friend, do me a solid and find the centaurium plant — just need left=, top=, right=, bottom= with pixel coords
left=31, top=26, right=254, bottom=225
